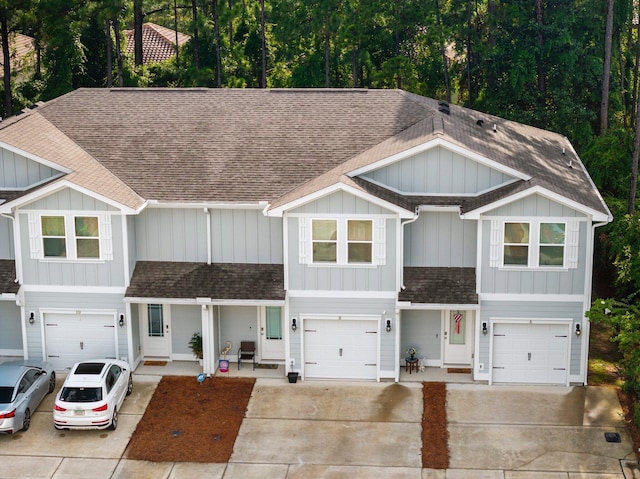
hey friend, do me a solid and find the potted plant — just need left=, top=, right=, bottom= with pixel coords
left=189, top=332, right=203, bottom=363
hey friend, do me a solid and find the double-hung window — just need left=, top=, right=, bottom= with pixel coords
left=304, top=217, right=381, bottom=266
left=38, top=215, right=102, bottom=260
left=499, top=220, right=569, bottom=268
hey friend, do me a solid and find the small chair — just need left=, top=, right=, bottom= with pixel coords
left=237, top=341, right=256, bottom=370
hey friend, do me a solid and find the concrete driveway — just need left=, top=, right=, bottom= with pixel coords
left=0, top=375, right=637, bottom=478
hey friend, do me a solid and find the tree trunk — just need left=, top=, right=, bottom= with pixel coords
left=260, top=0, right=266, bottom=88
left=629, top=90, right=640, bottom=214
left=212, top=0, right=222, bottom=87
left=600, top=0, right=614, bottom=134
left=434, top=0, right=450, bottom=102
left=133, top=0, right=143, bottom=66
left=192, top=0, right=200, bottom=70
left=112, top=17, right=124, bottom=87
left=228, top=0, right=233, bottom=47
left=174, top=0, right=180, bottom=67
left=1, top=14, right=12, bottom=117
left=395, top=0, right=401, bottom=89
left=465, top=0, right=472, bottom=105
left=324, top=14, right=330, bottom=88
left=106, top=19, right=113, bottom=88
left=536, top=0, right=545, bottom=95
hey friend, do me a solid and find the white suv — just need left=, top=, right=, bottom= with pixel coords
left=53, top=360, right=132, bottom=430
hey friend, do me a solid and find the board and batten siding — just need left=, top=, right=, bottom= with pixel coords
left=288, top=191, right=397, bottom=292
left=23, top=291, right=127, bottom=362
left=0, top=216, right=14, bottom=259
left=288, top=297, right=396, bottom=374
left=20, top=189, right=119, bottom=212
left=218, top=306, right=258, bottom=356
left=477, top=300, right=585, bottom=376
left=486, top=195, right=588, bottom=218
left=404, top=212, right=476, bottom=267
left=0, top=149, right=60, bottom=189
left=400, top=310, right=441, bottom=362
left=19, top=210, right=127, bottom=287
left=361, top=146, right=514, bottom=194
left=170, top=305, right=201, bottom=356
left=0, top=301, right=22, bottom=352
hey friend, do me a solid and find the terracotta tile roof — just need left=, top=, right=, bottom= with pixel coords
left=0, top=88, right=609, bottom=219
left=0, top=260, right=19, bottom=294
left=124, top=23, right=190, bottom=64
left=125, top=261, right=285, bottom=301
left=0, top=33, right=34, bottom=73
left=399, top=267, right=477, bottom=305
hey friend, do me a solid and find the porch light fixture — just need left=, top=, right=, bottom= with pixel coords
left=482, top=322, right=488, bottom=335
left=119, top=314, right=125, bottom=328
left=575, top=324, right=581, bottom=336
left=291, top=318, right=297, bottom=332
left=385, top=319, right=392, bottom=332
left=28, top=311, right=35, bottom=325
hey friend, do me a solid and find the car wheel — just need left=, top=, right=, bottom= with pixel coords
left=108, top=409, right=118, bottom=431
left=48, top=372, right=56, bottom=394
left=126, top=375, right=133, bottom=396
left=22, top=409, right=31, bottom=432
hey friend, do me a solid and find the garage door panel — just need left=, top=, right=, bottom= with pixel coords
left=304, top=319, right=378, bottom=380
left=492, top=322, right=569, bottom=385
left=45, top=313, right=117, bottom=370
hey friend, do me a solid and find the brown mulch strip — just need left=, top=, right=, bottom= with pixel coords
left=125, top=376, right=255, bottom=463
left=422, top=382, right=449, bottom=469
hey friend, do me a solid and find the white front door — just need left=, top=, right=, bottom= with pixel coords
left=141, top=304, right=171, bottom=358
left=443, top=310, right=473, bottom=365
left=304, top=318, right=378, bottom=380
left=260, top=306, right=285, bottom=361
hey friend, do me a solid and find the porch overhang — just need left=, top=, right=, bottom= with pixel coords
left=399, top=267, right=477, bottom=305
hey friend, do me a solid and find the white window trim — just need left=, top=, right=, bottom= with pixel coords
left=493, top=219, right=578, bottom=270
left=29, top=212, right=112, bottom=262
left=300, top=216, right=386, bottom=267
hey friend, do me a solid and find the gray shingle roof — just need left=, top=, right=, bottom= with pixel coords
left=399, top=267, right=477, bottom=305
left=0, top=88, right=609, bottom=218
left=125, top=261, right=285, bottom=301
left=0, top=260, right=19, bottom=295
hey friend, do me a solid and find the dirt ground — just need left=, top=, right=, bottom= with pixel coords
left=126, top=376, right=451, bottom=467
left=125, top=376, right=255, bottom=463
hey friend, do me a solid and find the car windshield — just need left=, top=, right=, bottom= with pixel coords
left=60, top=387, right=102, bottom=402
left=0, top=386, right=14, bottom=404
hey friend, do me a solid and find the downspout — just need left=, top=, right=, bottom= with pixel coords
left=583, top=220, right=609, bottom=386
left=204, top=208, right=211, bottom=265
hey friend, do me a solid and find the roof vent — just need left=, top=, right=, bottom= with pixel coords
left=438, top=101, right=450, bottom=115
left=492, top=123, right=497, bottom=132
left=476, top=119, right=484, bottom=127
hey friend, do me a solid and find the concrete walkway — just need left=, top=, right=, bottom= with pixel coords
left=0, top=375, right=637, bottom=478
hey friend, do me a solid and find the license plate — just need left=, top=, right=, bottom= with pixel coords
left=74, top=409, right=85, bottom=416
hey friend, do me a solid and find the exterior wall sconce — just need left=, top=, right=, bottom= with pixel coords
left=575, top=324, right=581, bottom=336
left=385, top=319, right=392, bottom=332
left=482, top=322, right=488, bottom=335
left=28, top=311, right=35, bottom=325
left=291, top=318, right=297, bottom=332
left=119, top=314, right=125, bottom=328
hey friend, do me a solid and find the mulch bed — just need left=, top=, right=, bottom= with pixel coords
left=422, top=382, right=449, bottom=469
left=125, top=376, right=255, bottom=463
left=617, top=389, right=640, bottom=463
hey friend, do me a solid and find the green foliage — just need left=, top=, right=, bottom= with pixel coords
left=581, top=129, right=634, bottom=198
left=587, top=298, right=640, bottom=395
left=188, top=332, right=203, bottom=359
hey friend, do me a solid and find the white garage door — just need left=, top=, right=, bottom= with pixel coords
left=492, top=322, right=569, bottom=385
left=304, top=318, right=378, bottom=380
left=45, top=312, right=117, bottom=370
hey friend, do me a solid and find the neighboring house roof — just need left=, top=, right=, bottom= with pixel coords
left=125, top=261, right=285, bottom=301
left=0, top=88, right=609, bottom=220
left=399, top=267, right=478, bottom=305
left=124, top=23, right=190, bottom=64
left=0, top=260, right=19, bottom=295
left=0, top=32, right=35, bottom=74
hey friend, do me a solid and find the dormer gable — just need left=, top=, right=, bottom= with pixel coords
left=0, top=143, right=67, bottom=191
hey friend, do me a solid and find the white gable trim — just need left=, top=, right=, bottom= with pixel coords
left=0, top=180, right=140, bottom=215
left=267, top=182, right=414, bottom=218
left=0, top=140, right=72, bottom=174
left=459, top=185, right=611, bottom=222
left=347, top=138, right=531, bottom=182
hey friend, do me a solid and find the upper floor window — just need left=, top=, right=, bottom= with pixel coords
left=41, top=215, right=100, bottom=259
left=301, top=217, right=384, bottom=266
left=494, top=219, right=575, bottom=269
left=28, top=212, right=113, bottom=262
